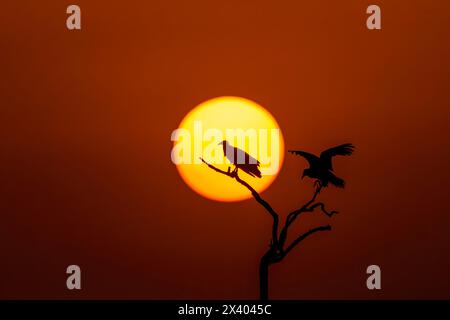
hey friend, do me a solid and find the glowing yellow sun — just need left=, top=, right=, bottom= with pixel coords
left=171, top=96, right=284, bottom=202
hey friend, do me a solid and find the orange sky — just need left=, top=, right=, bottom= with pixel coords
left=1, top=1, right=450, bottom=299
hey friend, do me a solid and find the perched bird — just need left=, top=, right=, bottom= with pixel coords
left=219, top=140, right=262, bottom=178
left=289, top=143, right=355, bottom=188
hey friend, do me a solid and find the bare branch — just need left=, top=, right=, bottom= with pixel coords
left=200, top=158, right=280, bottom=248
left=200, top=157, right=231, bottom=175
left=283, top=225, right=332, bottom=257
left=286, top=186, right=322, bottom=225
left=307, top=203, right=339, bottom=217
left=279, top=186, right=323, bottom=247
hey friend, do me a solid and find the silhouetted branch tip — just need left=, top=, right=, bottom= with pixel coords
left=200, top=157, right=234, bottom=177
left=308, top=203, right=339, bottom=217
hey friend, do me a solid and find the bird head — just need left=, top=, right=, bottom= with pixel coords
left=218, top=140, right=229, bottom=155
left=218, top=140, right=228, bottom=146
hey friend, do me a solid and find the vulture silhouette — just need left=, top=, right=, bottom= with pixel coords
left=289, top=143, right=355, bottom=188
left=219, top=140, right=262, bottom=178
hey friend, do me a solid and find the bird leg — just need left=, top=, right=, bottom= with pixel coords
left=314, top=180, right=323, bottom=192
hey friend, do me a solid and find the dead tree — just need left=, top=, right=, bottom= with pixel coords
left=200, top=157, right=338, bottom=300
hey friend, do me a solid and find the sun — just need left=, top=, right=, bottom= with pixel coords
left=171, top=96, right=284, bottom=202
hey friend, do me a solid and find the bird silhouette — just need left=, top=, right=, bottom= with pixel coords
left=289, top=143, right=355, bottom=188
left=219, top=140, right=262, bottom=178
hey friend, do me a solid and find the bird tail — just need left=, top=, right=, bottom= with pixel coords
left=329, top=173, right=345, bottom=188
left=242, top=164, right=262, bottom=178
left=248, top=167, right=262, bottom=178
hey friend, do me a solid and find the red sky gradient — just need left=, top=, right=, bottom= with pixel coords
left=1, top=1, right=450, bottom=299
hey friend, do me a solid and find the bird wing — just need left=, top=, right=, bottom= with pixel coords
left=288, top=150, right=319, bottom=166
left=245, top=152, right=260, bottom=165
left=229, top=144, right=260, bottom=165
left=320, top=143, right=355, bottom=170
left=236, top=148, right=260, bottom=165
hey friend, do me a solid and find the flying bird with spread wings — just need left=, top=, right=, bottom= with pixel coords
left=289, top=143, right=355, bottom=188
left=219, top=140, right=262, bottom=178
